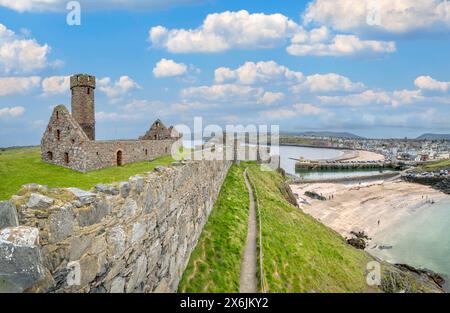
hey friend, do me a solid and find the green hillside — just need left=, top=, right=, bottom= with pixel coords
left=0, top=147, right=174, bottom=200
left=247, top=164, right=373, bottom=292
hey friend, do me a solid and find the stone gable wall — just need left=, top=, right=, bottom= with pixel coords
left=0, top=159, right=231, bottom=293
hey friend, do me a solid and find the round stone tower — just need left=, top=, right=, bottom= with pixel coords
left=70, top=74, right=96, bottom=140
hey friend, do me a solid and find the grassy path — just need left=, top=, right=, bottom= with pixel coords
left=178, top=164, right=249, bottom=292
left=240, top=168, right=258, bottom=293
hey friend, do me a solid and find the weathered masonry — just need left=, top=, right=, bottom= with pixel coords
left=41, top=74, right=180, bottom=173
left=0, top=159, right=231, bottom=293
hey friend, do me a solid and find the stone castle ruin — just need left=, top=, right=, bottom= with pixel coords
left=41, top=74, right=180, bottom=173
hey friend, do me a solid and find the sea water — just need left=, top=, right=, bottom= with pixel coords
left=369, top=198, right=450, bottom=288
left=276, top=146, right=395, bottom=180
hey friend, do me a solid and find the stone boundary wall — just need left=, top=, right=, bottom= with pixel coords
left=0, top=159, right=231, bottom=293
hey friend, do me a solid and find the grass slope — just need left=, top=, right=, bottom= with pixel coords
left=247, top=164, right=374, bottom=292
left=0, top=147, right=174, bottom=200
left=178, top=164, right=250, bottom=293
left=416, top=158, right=450, bottom=171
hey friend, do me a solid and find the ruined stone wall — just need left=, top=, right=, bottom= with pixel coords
left=0, top=159, right=231, bottom=293
left=41, top=105, right=175, bottom=173
left=84, top=139, right=174, bottom=172
left=41, top=105, right=90, bottom=173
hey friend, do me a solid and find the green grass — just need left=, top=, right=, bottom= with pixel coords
left=415, top=158, right=450, bottom=171
left=178, top=164, right=250, bottom=293
left=0, top=147, right=174, bottom=200
left=247, top=164, right=375, bottom=292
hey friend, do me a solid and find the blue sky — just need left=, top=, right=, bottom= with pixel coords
left=0, top=0, right=449, bottom=146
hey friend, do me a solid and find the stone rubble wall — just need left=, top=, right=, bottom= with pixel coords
left=83, top=139, right=174, bottom=172
left=0, top=159, right=231, bottom=293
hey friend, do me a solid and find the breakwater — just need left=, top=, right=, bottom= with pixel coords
left=295, top=160, right=397, bottom=171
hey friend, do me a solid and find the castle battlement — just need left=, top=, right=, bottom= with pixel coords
left=70, top=74, right=96, bottom=88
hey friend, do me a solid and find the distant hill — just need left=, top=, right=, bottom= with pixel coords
left=287, top=131, right=365, bottom=139
left=416, top=133, right=450, bottom=140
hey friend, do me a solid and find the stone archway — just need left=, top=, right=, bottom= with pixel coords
left=116, top=150, right=123, bottom=166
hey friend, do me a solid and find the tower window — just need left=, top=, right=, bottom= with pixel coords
left=145, top=149, right=148, bottom=156
left=64, top=152, right=69, bottom=164
left=71, top=139, right=75, bottom=144
left=87, top=87, right=90, bottom=95
left=56, top=111, right=59, bottom=120
left=47, top=151, right=53, bottom=160
left=56, top=129, right=61, bottom=141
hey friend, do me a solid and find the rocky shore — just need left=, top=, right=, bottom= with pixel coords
left=402, top=175, right=450, bottom=194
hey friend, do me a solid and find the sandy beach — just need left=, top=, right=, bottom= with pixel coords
left=350, top=150, right=385, bottom=162
left=335, top=149, right=385, bottom=162
left=290, top=179, right=449, bottom=239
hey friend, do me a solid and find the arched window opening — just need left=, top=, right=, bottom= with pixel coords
left=145, top=149, right=148, bottom=156
left=116, top=150, right=123, bottom=166
left=64, top=152, right=69, bottom=164
left=87, top=87, right=90, bottom=95
left=56, top=111, right=59, bottom=120
left=47, top=151, right=53, bottom=160
left=56, top=129, right=61, bottom=141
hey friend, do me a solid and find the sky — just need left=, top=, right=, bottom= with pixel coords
left=0, top=0, right=449, bottom=146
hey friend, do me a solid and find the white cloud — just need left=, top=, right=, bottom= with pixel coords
left=153, top=58, right=187, bottom=77
left=303, top=0, right=450, bottom=34
left=42, top=75, right=70, bottom=95
left=171, top=101, right=218, bottom=111
left=0, top=0, right=205, bottom=12
left=149, top=10, right=299, bottom=53
left=291, top=73, right=366, bottom=93
left=260, top=103, right=328, bottom=119
left=287, top=32, right=396, bottom=56
left=318, top=89, right=424, bottom=107
left=96, top=111, right=140, bottom=122
left=98, top=76, right=140, bottom=99
left=0, top=76, right=41, bottom=96
left=0, top=23, right=51, bottom=73
left=414, top=75, right=450, bottom=92
left=257, top=92, right=285, bottom=105
left=214, top=61, right=303, bottom=85
left=0, top=106, right=26, bottom=118
left=181, top=84, right=264, bottom=103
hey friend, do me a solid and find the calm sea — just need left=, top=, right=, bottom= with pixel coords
left=369, top=198, right=450, bottom=286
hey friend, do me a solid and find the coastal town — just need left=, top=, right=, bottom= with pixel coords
left=282, top=134, right=450, bottom=163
